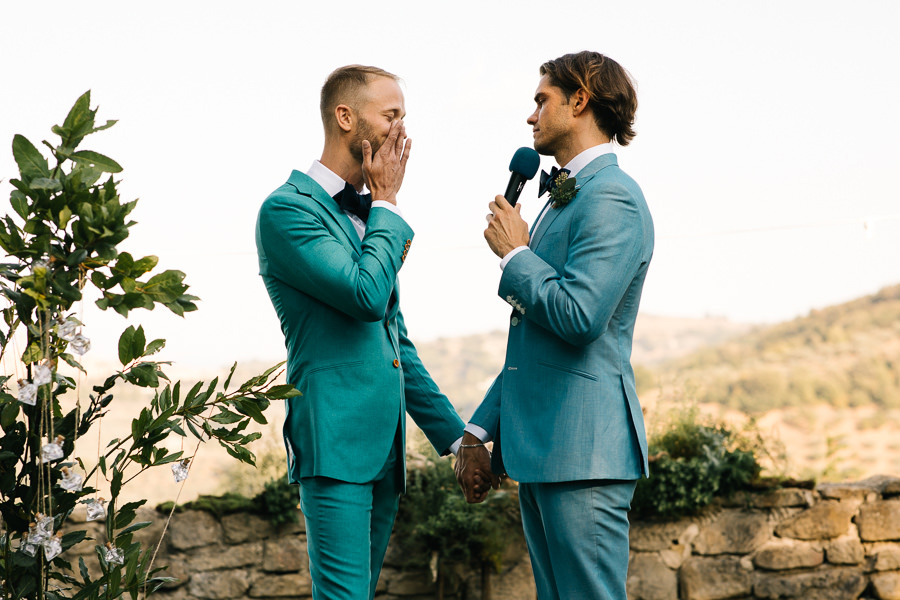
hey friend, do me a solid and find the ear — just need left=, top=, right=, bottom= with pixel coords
left=570, top=88, right=591, bottom=117
left=335, top=104, right=354, bottom=133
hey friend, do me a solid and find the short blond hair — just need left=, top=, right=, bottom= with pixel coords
left=319, top=65, right=399, bottom=131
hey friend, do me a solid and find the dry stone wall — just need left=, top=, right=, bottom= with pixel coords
left=62, top=476, right=900, bottom=599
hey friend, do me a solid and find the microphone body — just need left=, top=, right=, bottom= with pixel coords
left=504, top=147, right=540, bottom=206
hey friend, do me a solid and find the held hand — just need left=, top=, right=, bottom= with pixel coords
left=484, top=194, right=529, bottom=258
left=362, top=120, right=411, bottom=205
left=455, top=433, right=501, bottom=504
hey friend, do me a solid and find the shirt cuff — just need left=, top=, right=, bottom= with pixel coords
left=464, top=423, right=492, bottom=443
left=499, top=246, right=528, bottom=271
left=448, top=436, right=462, bottom=456
left=372, top=200, right=403, bottom=219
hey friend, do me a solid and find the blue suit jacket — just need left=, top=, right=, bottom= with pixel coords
left=471, top=154, right=653, bottom=483
left=256, top=170, right=464, bottom=485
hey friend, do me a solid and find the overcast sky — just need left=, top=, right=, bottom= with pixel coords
left=2, top=0, right=898, bottom=370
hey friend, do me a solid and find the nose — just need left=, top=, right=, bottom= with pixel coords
left=527, top=109, right=538, bottom=126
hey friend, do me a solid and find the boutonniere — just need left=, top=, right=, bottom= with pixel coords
left=550, top=172, right=578, bottom=208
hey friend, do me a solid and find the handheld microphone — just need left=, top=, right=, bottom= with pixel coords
left=504, top=147, right=540, bottom=206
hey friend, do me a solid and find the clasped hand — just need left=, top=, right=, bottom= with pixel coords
left=484, top=194, right=529, bottom=258
left=455, top=433, right=502, bottom=504
left=362, top=120, right=411, bottom=204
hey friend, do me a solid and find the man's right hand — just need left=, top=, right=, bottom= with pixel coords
left=455, top=432, right=502, bottom=504
left=362, top=120, right=411, bottom=205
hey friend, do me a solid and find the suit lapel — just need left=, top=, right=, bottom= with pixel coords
left=286, top=170, right=362, bottom=254
left=529, top=154, right=619, bottom=250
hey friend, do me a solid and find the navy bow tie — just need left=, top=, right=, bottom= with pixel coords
left=333, top=181, right=372, bottom=223
left=538, top=166, right=570, bottom=197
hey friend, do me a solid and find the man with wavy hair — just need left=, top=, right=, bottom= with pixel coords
left=456, top=51, right=654, bottom=599
left=257, top=65, right=464, bottom=600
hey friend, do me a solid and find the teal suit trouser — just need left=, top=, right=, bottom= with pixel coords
left=299, top=439, right=401, bottom=600
left=518, top=479, right=637, bottom=600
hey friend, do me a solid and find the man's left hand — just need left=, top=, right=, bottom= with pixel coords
left=484, top=194, right=529, bottom=258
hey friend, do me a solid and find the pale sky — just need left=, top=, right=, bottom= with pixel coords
left=2, top=1, right=898, bottom=370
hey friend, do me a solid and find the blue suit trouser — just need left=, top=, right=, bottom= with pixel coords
left=518, top=479, right=637, bottom=600
left=299, top=441, right=400, bottom=600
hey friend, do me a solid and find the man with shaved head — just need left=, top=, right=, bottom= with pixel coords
left=256, top=65, right=464, bottom=600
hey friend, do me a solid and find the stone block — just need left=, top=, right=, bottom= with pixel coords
left=754, top=540, right=824, bottom=570
left=185, top=541, right=262, bottom=571
left=753, top=566, right=866, bottom=599
left=871, top=571, right=900, bottom=600
left=886, top=480, right=900, bottom=498
left=187, top=569, right=252, bottom=599
left=873, top=547, right=900, bottom=571
left=263, top=536, right=306, bottom=573
left=249, top=573, right=312, bottom=597
left=859, top=501, right=900, bottom=542
left=490, top=553, right=536, bottom=600
left=749, top=488, right=816, bottom=508
left=679, top=556, right=752, bottom=600
left=387, top=571, right=436, bottom=596
left=631, top=519, right=698, bottom=551
left=168, top=510, right=223, bottom=550
left=158, top=559, right=190, bottom=589
left=825, top=536, right=865, bottom=565
left=692, top=510, right=770, bottom=555
left=775, top=500, right=858, bottom=540
left=221, top=513, right=273, bottom=544
left=627, top=552, right=677, bottom=600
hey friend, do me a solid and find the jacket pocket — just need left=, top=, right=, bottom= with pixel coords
left=304, top=360, right=365, bottom=376
left=537, top=361, right=599, bottom=381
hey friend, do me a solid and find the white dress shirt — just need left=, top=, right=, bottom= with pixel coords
left=307, top=160, right=403, bottom=241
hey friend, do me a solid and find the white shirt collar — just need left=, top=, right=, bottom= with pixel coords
left=307, top=160, right=347, bottom=197
left=561, top=142, right=617, bottom=178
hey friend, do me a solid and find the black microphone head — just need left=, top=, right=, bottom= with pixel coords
left=509, top=147, right=540, bottom=180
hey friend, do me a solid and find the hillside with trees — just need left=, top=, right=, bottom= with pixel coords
left=649, top=283, right=900, bottom=414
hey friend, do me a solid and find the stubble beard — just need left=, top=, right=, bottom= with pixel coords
left=349, top=116, right=380, bottom=163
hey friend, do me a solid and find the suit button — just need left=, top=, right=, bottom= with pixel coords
left=392, top=359, right=400, bottom=368
left=511, top=317, right=519, bottom=326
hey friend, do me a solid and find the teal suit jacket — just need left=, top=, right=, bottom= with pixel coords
left=471, top=154, right=653, bottom=483
left=256, top=170, right=464, bottom=485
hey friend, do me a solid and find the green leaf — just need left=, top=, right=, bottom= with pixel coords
left=30, top=177, right=62, bottom=191
left=144, top=338, right=165, bottom=357
left=265, top=384, right=302, bottom=399
left=10, top=190, right=29, bottom=220
left=22, top=341, right=43, bottom=364
left=118, top=325, right=136, bottom=365
left=12, top=134, right=50, bottom=180
left=70, top=150, right=122, bottom=173
left=131, top=326, right=146, bottom=361
left=223, top=362, right=237, bottom=390
left=1, top=402, right=20, bottom=431
left=58, top=205, right=73, bottom=229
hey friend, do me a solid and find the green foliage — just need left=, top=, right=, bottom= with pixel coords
left=394, top=449, right=520, bottom=574
left=254, top=476, right=300, bottom=527
left=631, top=408, right=763, bottom=518
left=0, top=92, right=295, bottom=598
left=650, top=284, right=900, bottom=413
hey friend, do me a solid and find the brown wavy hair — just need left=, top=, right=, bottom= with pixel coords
left=540, top=52, right=638, bottom=146
left=319, top=65, right=399, bottom=131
